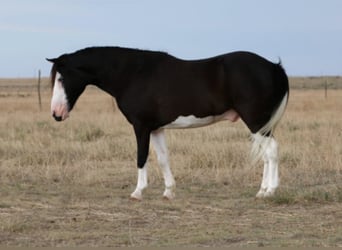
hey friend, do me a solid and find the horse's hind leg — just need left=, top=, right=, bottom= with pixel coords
left=255, top=134, right=279, bottom=198
left=257, top=153, right=269, bottom=197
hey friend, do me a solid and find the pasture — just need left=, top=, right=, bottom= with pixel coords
left=0, top=77, right=341, bottom=247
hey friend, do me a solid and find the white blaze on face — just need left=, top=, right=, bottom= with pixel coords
left=51, top=72, right=69, bottom=121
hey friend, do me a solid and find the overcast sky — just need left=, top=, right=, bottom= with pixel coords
left=1, top=0, right=341, bottom=77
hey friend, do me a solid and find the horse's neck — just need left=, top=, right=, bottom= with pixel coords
left=92, top=63, right=131, bottom=99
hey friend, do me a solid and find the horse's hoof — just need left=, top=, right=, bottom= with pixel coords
left=256, top=188, right=276, bottom=198
left=263, top=188, right=276, bottom=197
left=163, top=189, right=175, bottom=200
left=130, top=191, right=143, bottom=201
left=256, top=188, right=267, bottom=198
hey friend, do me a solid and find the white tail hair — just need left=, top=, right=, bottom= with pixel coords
left=250, top=92, right=289, bottom=164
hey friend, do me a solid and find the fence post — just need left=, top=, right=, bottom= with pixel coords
left=37, top=69, right=42, bottom=111
left=111, top=97, right=116, bottom=112
left=324, top=79, right=328, bottom=100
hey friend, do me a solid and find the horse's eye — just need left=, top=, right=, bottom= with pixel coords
left=58, top=77, right=64, bottom=83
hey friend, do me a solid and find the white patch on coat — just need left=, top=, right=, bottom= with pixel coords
left=51, top=72, right=69, bottom=120
left=163, top=109, right=239, bottom=129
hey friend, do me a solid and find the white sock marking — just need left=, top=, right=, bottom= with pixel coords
left=255, top=135, right=279, bottom=198
left=151, top=129, right=176, bottom=199
left=130, top=164, right=148, bottom=200
left=265, top=137, right=279, bottom=192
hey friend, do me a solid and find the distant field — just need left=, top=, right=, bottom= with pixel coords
left=0, top=77, right=341, bottom=247
left=290, top=76, right=342, bottom=89
left=1, top=75, right=342, bottom=88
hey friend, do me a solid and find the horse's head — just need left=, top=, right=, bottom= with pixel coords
left=47, top=56, right=92, bottom=121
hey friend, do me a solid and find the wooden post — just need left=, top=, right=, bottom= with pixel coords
left=111, top=97, right=116, bottom=112
left=37, top=69, right=42, bottom=111
left=325, top=79, right=328, bottom=100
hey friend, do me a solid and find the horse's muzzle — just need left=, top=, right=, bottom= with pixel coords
left=52, top=112, right=63, bottom=122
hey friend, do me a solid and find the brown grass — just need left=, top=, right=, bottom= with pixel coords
left=0, top=78, right=341, bottom=247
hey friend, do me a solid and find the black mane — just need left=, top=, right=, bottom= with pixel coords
left=48, top=46, right=171, bottom=88
left=49, top=63, right=57, bottom=88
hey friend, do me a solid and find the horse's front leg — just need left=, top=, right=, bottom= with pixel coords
left=130, top=125, right=151, bottom=201
left=151, top=129, right=176, bottom=200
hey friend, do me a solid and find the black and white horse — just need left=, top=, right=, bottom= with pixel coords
left=47, top=47, right=289, bottom=200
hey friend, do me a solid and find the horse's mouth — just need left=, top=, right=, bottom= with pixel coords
left=53, top=114, right=62, bottom=121
left=52, top=111, right=69, bottom=122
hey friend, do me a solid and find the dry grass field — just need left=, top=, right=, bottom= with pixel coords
left=0, top=77, right=341, bottom=247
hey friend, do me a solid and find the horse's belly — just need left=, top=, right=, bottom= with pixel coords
left=163, top=109, right=239, bottom=129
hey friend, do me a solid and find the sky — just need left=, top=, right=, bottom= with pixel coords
left=0, top=0, right=341, bottom=77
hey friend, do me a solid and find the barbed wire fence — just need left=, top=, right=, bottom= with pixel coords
left=0, top=74, right=341, bottom=112
left=0, top=70, right=118, bottom=112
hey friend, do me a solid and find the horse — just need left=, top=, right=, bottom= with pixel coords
left=47, top=46, right=289, bottom=200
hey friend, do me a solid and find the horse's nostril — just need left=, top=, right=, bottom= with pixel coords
left=52, top=112, right=62, bottom=122
left=54, top=116, right=62, bottom=122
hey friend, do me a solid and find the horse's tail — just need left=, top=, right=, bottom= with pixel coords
left=250, top=63, right=289, bottom=164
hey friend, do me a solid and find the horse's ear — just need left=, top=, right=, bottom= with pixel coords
left=46, top=58, right=57, bottom=63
